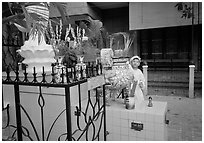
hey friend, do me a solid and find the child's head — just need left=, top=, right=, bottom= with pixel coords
left=130, top=56, right=141, bottom=69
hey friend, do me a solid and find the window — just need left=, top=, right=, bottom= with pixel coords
left=140, top=26, right=191, bottom=60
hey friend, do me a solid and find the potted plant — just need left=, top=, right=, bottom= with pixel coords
left=3, top=2, right=69, bottom=73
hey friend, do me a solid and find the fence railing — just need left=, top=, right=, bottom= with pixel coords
left=2, top=32, right=23, bottom=72
left=142, top=62, right=196, bottom=98
left=145, top=59, right=190, bottom=71
left=2, top=62, right=106, bottom=141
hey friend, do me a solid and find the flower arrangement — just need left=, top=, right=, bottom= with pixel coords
left=110, top=32, right=136, bottom=57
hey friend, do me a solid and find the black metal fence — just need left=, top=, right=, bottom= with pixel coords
left=2, top=30, right=24, bottom=72
left=2, top=62, right=106, bottom=141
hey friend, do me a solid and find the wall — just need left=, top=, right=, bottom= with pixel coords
left=129, top=2, right=202, bottom=30
left=87, top=3, right=102, bottom=20
left=129, top=2, right=202, bottom=70
left=192, top=24, right=202, bottom=71
left=49, top=2, right=101, bottom=20
left=50, top=2, right=87, bottom=17
left=102, top=7, right=129, bottom=34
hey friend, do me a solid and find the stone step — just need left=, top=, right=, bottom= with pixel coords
left=148, top=81, right=201, bottom=89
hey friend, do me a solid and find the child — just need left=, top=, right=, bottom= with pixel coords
left=127, top=56, right=145, bottom=106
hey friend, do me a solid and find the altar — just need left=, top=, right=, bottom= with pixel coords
left=106, top=99, right=168, bottom=141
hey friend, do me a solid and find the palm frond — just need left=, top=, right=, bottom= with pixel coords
left=50, top=2, right=69, bottom=25
left=2, top=13, right=24, bottom=24
left=26, top=5, right=49, bottom=22
left=13, top=20, right=29, bottom=33
left=21, top=4, right=33, bottom=32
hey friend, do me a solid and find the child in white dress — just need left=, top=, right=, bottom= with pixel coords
left=127, top=56, right=145, bottom=107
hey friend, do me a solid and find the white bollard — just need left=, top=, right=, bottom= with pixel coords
left=189, top=65, right=195, bottom=98
left=142, top=65, right=148, bottom=96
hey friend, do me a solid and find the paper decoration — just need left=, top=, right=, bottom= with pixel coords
left=101, top=48, right=114, bottom=67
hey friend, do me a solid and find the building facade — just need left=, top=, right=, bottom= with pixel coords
left=129, top=2, right=202, bottom=71
left=50, top=2, right=202, bottom=71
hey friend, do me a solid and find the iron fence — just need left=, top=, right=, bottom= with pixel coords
left=2, top=31, right=24, bottom=72
left=2, top=62, right=106, bottom=141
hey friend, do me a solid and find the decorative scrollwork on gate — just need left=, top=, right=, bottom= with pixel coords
left=71, top=89, right=105, bottom=141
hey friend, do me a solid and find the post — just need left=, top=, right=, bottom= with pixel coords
left=103, top=84, right=106, bottom=141
left=65, top=87, right=72, bottom=140
left=14, top=83, right=23, bottom=141
left=142, top=62, right=148, bottom=96
left=189, top=64, right=195, bottom=98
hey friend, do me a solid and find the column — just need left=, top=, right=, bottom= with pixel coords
left=142, top=63, right=148, bottom=96
left=189, top=64, right=195, bottom=98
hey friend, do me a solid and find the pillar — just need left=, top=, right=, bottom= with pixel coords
left=189, top=64, right=195, bottom=98
left=142, top=63, right=148, bottom=96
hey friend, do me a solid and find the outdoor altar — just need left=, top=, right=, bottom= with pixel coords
left=100, top=32, right=168, bottom=141
left=105, top=98, right=168, bottom=141
left=2, top=2, right=168, bottom=140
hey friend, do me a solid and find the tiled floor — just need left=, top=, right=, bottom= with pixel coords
left=106, top=99, right=168, bottom=141
left=147, top=71, right=202, bottom=141
left=146, top=95, right=202, bottom=141
left=2, top=70, right=202, bottom=141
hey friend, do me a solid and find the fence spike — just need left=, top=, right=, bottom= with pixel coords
left=66, top=67, right=70, bottom=83
left=32, top=67, right=38, bottom=83
left=14, top=65, right=20, bottom=82
left=73, top=67, right=77, bottom=81
left=80, top=66, right=83, bottom=80
left=60, top=67, right=65, bottom=83
left=5, top=66, right=12, bottom=82
left=96, top=64, right=99, bottom=76
left=23, top=66, right=29, bottom=82
left=70, top=67, right=73, bottom=79
left=50, top=63, right=56, bottom=84
left=41, top=66, right=46, bottom=83
left=100, top=63, right=103, bottom=75
left=91, top=62, right=95, bottom=77
left=87, top=62, right=90, bottom=78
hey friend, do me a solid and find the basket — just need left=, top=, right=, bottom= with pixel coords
left=110, top=32, right=135, bottom=58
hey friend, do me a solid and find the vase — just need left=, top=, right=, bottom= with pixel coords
left=75, top=55, right=86, bottom=80
left=55, top=55, right=64, bottom=66
left=17, top=33, right=56, bottom=73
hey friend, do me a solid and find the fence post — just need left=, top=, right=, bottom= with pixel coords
left=142, top=62, right=148, bottom=96
left=189, top=64, right=195, bottom=98
left=103, top=84, right=107, bottom=141
left=65, top=87, right=72, bottom=140
left=14, top=83, right=23, bottom=141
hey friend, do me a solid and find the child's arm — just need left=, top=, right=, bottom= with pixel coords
left=139, top=80, right=145, bottom=90
left=138, top=70, right=146, bottom=94
left=129, top=81, right=137, bottom=97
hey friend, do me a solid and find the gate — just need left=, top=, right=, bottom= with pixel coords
left=2, top=63, right=106, bottom=141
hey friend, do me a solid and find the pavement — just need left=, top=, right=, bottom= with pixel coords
left=146, top=70, right=202, bottom=141
left=146, top=95, right=202, bottom=141
left=148, top=71, right=202, bottom=89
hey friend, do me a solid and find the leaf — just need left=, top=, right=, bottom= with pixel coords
left=25, top=4, right=49, bottom=28
left=26, top=4, right=49, bottom=20
left=79, top=19, right=103, bottom=48
left=175, top=2, right=183, bottom=11
left=14, top=22, right=29, bottom=33
left=23, top=2, right=46, bottom=7
left=2, top=13, right=25, bottom=24
left=8, top=2, right=14, bottom=15
left=29, top=13, right=48, bottom=23
left=21, top=4, right=32, bottom=31
left=50, top=2, right=70, bottom=25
